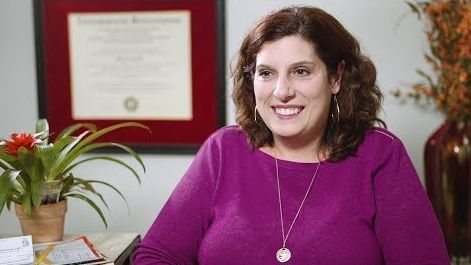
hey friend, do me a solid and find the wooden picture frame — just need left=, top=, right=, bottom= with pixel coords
left=34, top=0, right=226, bottom=153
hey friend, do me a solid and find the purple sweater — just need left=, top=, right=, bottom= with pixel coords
left=134, top=126, right=449, bottom=265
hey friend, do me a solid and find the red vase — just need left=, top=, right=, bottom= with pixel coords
left=425, top=120, right=471, bottom=264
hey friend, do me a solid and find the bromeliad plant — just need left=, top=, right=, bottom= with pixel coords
left=0, top=119, right=148, bottom=227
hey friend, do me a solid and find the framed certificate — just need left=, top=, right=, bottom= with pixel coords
left=34, top=0, right=225, bottom=153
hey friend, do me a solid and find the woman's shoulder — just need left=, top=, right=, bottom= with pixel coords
left=208, top=125, right=245, bottom=141
left=210, top=124, right=243, bottom=135
left=365, top=127, right=399, bottom=143
left=357, top=127, right=406, bottom=157
left=204, top=125, right=249, bottom=150
left=348, top=127, right=412, bottom=172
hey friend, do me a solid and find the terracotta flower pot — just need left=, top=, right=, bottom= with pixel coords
left=15, top=200, right=68, bottom=243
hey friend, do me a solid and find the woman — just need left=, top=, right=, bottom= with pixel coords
left=134, top=6, right=449, bottom=264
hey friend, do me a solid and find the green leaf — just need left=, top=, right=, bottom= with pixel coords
left=74, top=122, right=149, bottom=154
left=0, top=170, right=20, bottom=215
left=52, top=136, right=75, bottom=153
left=55, top=123, right=97, bottom=140
left=0, top=151, right=15, bottom=164
left=49, top=130, right=90, bottom=181
left=14, top=174, right=27, bottom=192
left=30, top=180, right=43, bottom=208
left=35, top=119, right=49, bottom=144
left=21, top=190, right=32, bottom=217
left=52, top=122, right=148, bottom=180
left=76, top=178, right=129, bottom=210
left=36, top=119, right=49, bottom=133
left=31, top=153, right=45, bottom=182
left=17, top=148, right=34, bottom=180
left=6, top=200, right=11, bottom=211
left=107, top=143, right=146, bottom=173
left=0, top=158, right=13, bottom=170
left=8, top=186, right=22, bottom=204
left=60, top=174, right=75, bottom=196
left=78, top=142, right=145, bottom=172
left=63, top=155, right=141, bottom=185
left=64, top=193, right=108, bottom=228
left=35, top=144, right=55, bottom=177
left=73, top=179, right=110, bottom=210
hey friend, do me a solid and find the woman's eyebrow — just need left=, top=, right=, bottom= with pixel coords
left=255, top=64, right=275, bottom=70
left=255, top=60, right=317, bottom=71
left=289, top=60, right=317, bottom=68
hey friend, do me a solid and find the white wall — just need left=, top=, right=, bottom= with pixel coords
left=0, top=0, right=443, bottom=236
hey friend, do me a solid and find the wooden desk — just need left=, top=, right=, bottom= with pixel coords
left=69, top=233, right=141, bottom=265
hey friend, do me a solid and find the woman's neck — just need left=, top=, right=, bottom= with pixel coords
left=262, top=136, right=327, bottom=163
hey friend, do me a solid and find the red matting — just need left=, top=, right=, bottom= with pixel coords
left=35, top=0, right=225, bottom=152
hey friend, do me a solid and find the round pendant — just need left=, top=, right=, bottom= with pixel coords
left=276, top=247, right=291, bottom=263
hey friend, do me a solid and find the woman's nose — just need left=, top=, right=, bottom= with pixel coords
left=273, top=76, right=295, bottom=101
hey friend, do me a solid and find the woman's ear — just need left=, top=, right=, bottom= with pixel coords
left=331, top=60, right=345, bottom=94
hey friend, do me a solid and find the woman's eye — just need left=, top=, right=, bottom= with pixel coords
left=258, top=70, right=272, bottom=78
left=294, top=68, right=310, bottom=76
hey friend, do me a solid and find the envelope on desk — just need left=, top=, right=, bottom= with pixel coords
left=0, top=235, right=35, bottom=265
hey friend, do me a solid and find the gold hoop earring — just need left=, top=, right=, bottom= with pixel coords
left=331, top=94, right=340, bottom=123
left=254, top=105, right=260, bottom=125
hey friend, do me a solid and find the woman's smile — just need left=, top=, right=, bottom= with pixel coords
left=272, top=105, right=304, bottom=119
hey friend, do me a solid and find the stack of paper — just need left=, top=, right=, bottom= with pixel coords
left=33, top=236, right=112, bottom=265
left=0, top=235, right=35, bottom=265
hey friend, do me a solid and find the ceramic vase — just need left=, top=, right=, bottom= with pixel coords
left=425, top=120, right=471, bottom=264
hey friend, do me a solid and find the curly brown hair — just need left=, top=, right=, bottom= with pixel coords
left=231, top=6, right=384, bottom=162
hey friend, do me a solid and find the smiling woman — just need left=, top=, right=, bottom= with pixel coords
left=233, top=8, right=384, bottom=163
left=253, top=35, right=341, bottom=162
left=133, top=5, right=450, bottom=265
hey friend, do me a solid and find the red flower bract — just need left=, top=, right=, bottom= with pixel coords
left=4, top=133, right=41, bottom=157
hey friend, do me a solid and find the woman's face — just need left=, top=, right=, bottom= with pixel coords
left=253, top=35, right=341, bottom=145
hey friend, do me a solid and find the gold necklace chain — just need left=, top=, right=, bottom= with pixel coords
left=274, top=152, right=321, bottom=262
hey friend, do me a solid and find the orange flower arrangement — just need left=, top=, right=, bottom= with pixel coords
left=399, top=0, right=471, bottom=122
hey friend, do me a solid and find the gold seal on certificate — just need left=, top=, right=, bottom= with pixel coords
left=124, top=97, right=139, bottom=112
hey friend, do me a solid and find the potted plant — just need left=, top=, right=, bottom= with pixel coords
left=0, top=119, right=148, bottom=243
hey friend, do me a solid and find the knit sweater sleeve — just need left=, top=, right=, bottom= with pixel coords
left=133, top=134, right=220, bottom=265
left=373, top=137, right=449, bottom=265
